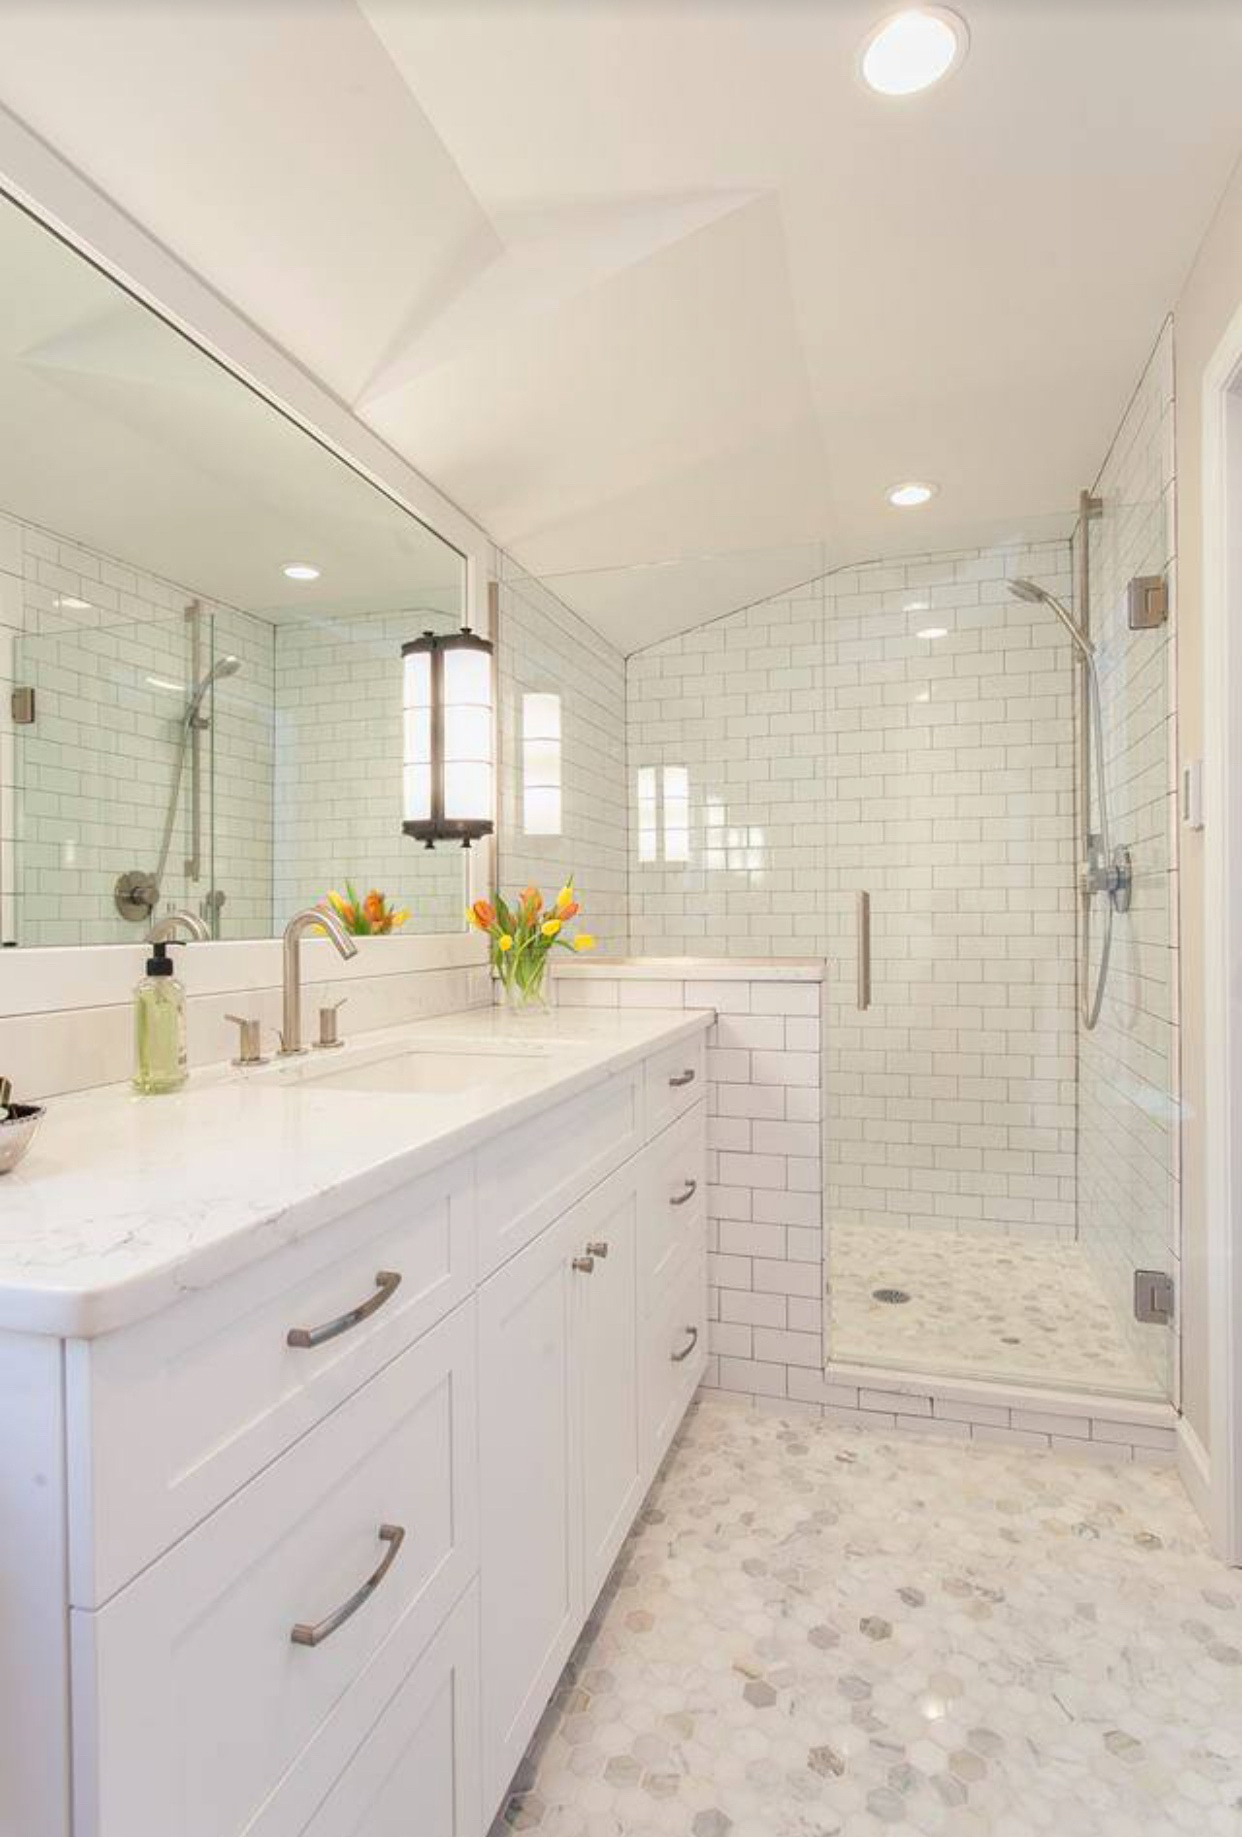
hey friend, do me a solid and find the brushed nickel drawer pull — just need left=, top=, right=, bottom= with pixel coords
left=286, top=1270, right=402, bottom=1349
left=291, top=1523, right=405, bottom=1648
left=671, top=1326, right=699, bottom=1363
left=585, top=1240, right=610, bottom=1258
left=670, top=1179, right=698, bottom=1208
left=573, top=1255, right=596, bottom=1274
left=668, top=1068, right=696, bottom=1088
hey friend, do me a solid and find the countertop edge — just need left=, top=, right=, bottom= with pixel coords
left=0, top=1007, right=714, bottom=1341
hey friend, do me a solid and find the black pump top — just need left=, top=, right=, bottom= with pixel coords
left=144, top=940, right=180, bottom=978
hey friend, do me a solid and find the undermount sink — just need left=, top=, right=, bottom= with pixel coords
left=272, top=1046, right=544, bottom=1097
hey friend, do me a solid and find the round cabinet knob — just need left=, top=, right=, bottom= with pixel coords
left=585, top=1240, right=610, bottom=1258
left=572, top=1255, right=596, bottom=1274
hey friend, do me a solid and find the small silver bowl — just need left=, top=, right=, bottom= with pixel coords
left=0, top=1103, right=45, bottom=1175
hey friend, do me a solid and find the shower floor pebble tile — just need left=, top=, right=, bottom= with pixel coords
left=490, top=1394, right=1242, bottom=1837
left=829, top=1222, right=1160, bottom=1399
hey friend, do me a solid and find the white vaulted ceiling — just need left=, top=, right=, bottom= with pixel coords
left=0, top=0, right=1240, bottom=650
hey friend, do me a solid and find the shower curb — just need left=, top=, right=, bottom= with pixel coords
left=703, top=1358, right=1178, bottom=1465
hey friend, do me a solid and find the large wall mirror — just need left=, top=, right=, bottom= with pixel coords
left=0, top=189, right=475, bottom=947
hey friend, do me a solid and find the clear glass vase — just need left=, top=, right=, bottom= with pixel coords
left=499, top=956, right=552, bottom=1016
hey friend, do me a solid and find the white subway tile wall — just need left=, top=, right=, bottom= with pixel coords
left=272, top=606, right=465, bottom=933
left=1, top=512, right=274, bottom=943
left=559, top=964, right=827, bottom=1397
left=497, top=569, right=628, bottom=951
left=1077, top=320, right=1179, bottom=1400
left=626, top=538, right=1081, bottom=1245
left=0, top=511, right=476, bottom=944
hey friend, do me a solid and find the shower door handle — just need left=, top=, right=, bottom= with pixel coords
left=856, top=891, right=871, bottom=1011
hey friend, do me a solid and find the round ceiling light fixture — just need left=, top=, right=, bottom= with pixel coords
left=859, top=8, right=969, bottom=97
left=282, top=562, right=321, bottom=581
left=887, top=480, right=937, bottom=508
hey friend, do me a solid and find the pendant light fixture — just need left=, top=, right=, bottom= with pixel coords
left=401, top=616, right=495, bottom=849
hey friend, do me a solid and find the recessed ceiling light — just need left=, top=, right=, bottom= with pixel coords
left=54, top=594, right=92, bottom=611
left=916, top=626, right=948, bottom=640
left=282, top=562, right=320, bottom=581
left=859, top=8, right=969, bottom=97
left=887, top=481, right=937, bottom=508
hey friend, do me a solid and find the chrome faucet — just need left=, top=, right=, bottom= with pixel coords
left=147, top=910, right=210, bottom=944
left=280, top=908, right=358, bottom=1056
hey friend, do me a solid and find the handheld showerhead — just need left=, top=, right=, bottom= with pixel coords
left=1008, top=577, right=1048, bottom=605
left=184, top=654, right=241, bottom=726
left=1006, top=578, right=1094, bottom=660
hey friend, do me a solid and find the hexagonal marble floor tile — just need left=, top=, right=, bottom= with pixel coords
left=487, top=1393, right=1242, bottom=1837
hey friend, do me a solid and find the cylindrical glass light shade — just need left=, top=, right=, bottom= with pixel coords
left=522, top=692, right=562, bottom=837
left=400, top=627, right=495, bottom=847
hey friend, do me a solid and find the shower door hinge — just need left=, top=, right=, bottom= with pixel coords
left=1134, top=1269, right=1175, bottom=1326
left=10, top=686, right=34, bottom=725
left=1128, top=575, right=1169, bottom=630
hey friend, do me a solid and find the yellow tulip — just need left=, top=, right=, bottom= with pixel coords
left=541, top=918, right=562, bottom=938
left=555, top=883, right=574, bottom=912
left=572, top=933, right=597, bottom=952
left=496, top=934, right=514, bottom=953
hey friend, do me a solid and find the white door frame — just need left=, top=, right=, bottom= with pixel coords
left=1202, top=299, right=1242, bottom=1562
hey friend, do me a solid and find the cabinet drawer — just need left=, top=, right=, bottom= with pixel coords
left=639, top=1102, right=707, bottom=1314
left=67, top=1162, right=475, bottom=1607
left=476, top=1068, right=642, bottom=1276
left=281, top=1584, right=480, bottom=1837
left=641, top=1239, right=708, bottom=1476
left=644, top=1033, right=706, bottom=1139
left=71, top=1303, right=478, bottom=1837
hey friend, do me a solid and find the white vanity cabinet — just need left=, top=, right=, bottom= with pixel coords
left=478, top=1157, right=647, bottom=1807
left=2, top=1016, right=710, bottom=1837
left=477, top=1113, right=707, bottom=1807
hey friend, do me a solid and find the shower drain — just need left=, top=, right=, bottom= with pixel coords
left=872, top=1287, right=911, bottom=1305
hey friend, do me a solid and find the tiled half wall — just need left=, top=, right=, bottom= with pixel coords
left=559, top=957, right=1176, bottom=1464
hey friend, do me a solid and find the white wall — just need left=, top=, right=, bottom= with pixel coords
left=1076, top=322, right=1180, bottom=1400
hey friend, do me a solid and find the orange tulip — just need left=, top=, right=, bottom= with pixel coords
left=470, top=899, right=497, bottom=931
left=559, top=900, right=580, bottom=921
left=520, top=885, right=542, bottom=914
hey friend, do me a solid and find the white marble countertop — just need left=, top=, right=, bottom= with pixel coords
left=0, top=1004, right=712, bottom=1340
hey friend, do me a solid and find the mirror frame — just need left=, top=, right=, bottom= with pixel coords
left=0, top=99, right=497, bottom=979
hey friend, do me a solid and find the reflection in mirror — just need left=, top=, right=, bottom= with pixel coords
left=0, top=190, right=471, bottom=946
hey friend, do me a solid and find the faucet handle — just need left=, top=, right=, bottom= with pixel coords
left=315, top=998, right=347, bottom=1051
left=225, top=1014, right=268, bottom=1067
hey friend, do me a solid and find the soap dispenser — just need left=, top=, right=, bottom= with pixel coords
left=133, top=940, right=187, bottom=1094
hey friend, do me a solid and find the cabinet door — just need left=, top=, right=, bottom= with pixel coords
left=299, top=1583, right=480, bottom=1837
left=478, top=1205, right=582, bottom=1812
left=574, top=1168, right=642, bottom=1604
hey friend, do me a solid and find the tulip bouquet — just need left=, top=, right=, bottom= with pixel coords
left=468, top=879, right=595, bottom=1012
left=320, top=883, right=410, bottom=936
